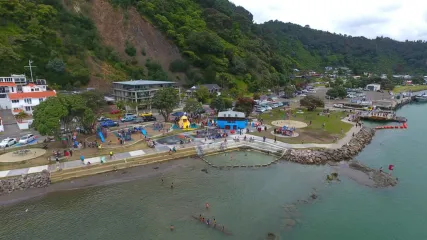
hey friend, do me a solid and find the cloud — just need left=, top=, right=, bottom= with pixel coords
left=229, top=0, right=427, bottom=41
left=339, top=16, right=390, bottom=30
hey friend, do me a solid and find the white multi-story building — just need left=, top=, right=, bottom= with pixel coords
left=0, top=74, right=56, bottom=115
left=112, top=80, right=178, bottom=109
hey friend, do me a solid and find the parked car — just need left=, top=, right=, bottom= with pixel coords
left=143, top=116, right=157, bottom=122
left=333, top=104, right=344, bottom=108
left=19, top=134, right=35, bottom=144
left=97, top=116, right=111, bottom=122
left=133, top=117, right=145, bottom=123
left=121, top=115, right=136, bottom=122
left=139, top=112, right=153, bottom=117
left=110, top=109, right=120, bottom=114
left=124, top=113, right=137, bottom=118
left=0, top=138, right=17, bottom=148
left=256, top=107, right=266, bottom=113
left=282, top=101, right=290, bottom=106
left=100, top=120, right=119, bottom=128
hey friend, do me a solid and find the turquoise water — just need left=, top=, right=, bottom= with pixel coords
left=1, top=104, right=426, bottom=239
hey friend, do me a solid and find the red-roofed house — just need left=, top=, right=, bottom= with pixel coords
left=0, top=74, right=56, bottom=115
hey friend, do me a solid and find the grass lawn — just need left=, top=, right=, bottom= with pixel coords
left=393, top=85, right=427, bottom=93
left=251, top=108, right=352, bottom=144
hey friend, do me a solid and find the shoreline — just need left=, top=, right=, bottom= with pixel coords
left=0, top=158, right=197, bottom=206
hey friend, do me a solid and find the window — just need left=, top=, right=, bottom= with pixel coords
left=24, top=98, right=32, bottom=104
left=39, top=98, right=44, bottom=102
left=35, top=88, right=39, bottom=91
left=11, top=100, right=19, bottom=103
left=31, top=88, right=34, bottom=92
left=25, top=106, right=31, bottom=111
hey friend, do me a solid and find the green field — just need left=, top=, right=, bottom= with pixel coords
left=393, top=85, right=427, bottom=93
left=252, top=108, right=352, bottom=144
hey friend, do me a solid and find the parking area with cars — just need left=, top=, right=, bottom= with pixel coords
left=97, top=112, right=157, bottom=128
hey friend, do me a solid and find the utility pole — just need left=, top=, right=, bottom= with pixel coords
left=24, top=60, right=36, bottom=82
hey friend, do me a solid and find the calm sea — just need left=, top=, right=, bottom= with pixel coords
left=1, top=104, right=426, bottom=240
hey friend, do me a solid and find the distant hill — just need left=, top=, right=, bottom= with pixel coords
left=1, top=0, right=426, bottom=93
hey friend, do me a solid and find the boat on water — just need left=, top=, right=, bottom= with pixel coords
left=191, top=215, right=233, bottom=235
left=414, top=93, right=427, bottom=102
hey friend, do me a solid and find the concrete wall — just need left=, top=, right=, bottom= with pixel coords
left=0, top=170, right=50, bottom=195
left=17, top=121, right=29, bottom=130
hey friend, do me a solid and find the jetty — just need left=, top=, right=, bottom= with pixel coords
left=191, top=215, right=233, bottom=235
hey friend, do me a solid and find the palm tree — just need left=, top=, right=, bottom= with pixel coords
left=15, top=111, right=28, bottom=123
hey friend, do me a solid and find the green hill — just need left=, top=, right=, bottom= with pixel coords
left=1, top=0, right=427, bottom=93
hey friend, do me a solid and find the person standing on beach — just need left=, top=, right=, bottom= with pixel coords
left=274, top=136, right=277, bottom=143
left=109, top=151, right=114, bottom=159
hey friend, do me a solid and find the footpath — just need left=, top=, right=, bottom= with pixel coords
left=0, top=120, right=360, bottom=179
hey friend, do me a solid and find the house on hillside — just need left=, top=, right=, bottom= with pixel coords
left=186, top=84, right=221, bottom=98
left=0, top=75, right=56, bottom=115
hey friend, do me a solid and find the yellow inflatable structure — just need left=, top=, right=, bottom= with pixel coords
left=178, top=115, right=190, bottom=129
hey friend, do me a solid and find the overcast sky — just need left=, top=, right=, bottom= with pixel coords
left=229, top=0, right=427, bottom=41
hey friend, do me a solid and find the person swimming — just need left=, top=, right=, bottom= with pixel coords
left=206, top=219, right=210, bottom=225
left=170, top=225, right=174, bottom=231
left=201, top=217, right=205, bottom=223
left=205, top=202, right=210, bottom=209
left=171, top=182, right=174, bottom=189
left=199, top=214, right=202, bottom=221
left=213, top=218, right=216, bottom=227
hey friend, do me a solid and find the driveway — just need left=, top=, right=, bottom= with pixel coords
left=0, top=109, right=45, bottom=144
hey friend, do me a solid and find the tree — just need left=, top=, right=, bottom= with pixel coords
left=15, top=111, right=28, bottom=123
left=32, top=95, right=95, bottom=139
left=253, top=92, right=261, bottom=100
left=234, top=97, right=255, bottom=116
left=184, top=98, right=203, bottom=114
left=80, top=90, right=106, bottom=115
left=194, top=86, right=210, bottom=103
left=300, top=95, right=324, bottom=111
left=152, top=87, right=179, bottom=121
left=116, top=100, right=126, bottom=111
left=283, top=85, right=295, bottom=98
left=326, top=86, right=347, bottom=99
left=126, top=101, right=139, bottom=115
left=210, top=96, right=232, bottom=112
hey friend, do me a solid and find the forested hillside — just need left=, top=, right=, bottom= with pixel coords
left=1, top=0, right=427, bottom=92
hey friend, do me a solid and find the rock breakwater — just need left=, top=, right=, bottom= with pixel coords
left=0, top=170, right=50, bottom=195
left=283, top=127, right=375, bottom=164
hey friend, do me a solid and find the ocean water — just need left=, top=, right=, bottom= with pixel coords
left=0, top=104, right=426, bottom=240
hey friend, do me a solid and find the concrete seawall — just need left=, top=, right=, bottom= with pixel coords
left=282, top=127, right=375, bottom=164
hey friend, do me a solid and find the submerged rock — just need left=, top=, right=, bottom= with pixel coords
left=349, top=161, right=398, bottom=188
left=267, top=232, right=277, bottom=240
left=284, top=218, right=296, bottom=227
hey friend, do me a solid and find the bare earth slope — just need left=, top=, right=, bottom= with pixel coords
left=65, top=0, right=185, bottom=88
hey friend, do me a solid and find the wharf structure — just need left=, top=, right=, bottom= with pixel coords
left=356, top=111, right=407, bottom=122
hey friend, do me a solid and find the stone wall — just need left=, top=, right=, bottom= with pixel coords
left=0, top=170, right=50, bottom=195
left=283, top=127, right=375, bottom=164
